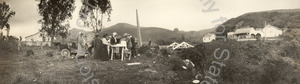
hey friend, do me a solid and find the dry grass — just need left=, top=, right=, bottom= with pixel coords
left=0, top=46, right=177, bottom=84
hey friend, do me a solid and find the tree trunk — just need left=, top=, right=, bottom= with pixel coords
left=40, top=41, right=43, bottom=49
left=6, top=29, right=10, bottom=37
left=50, top=36, right=54, bottom=47
left=0, top=28, right=2, bottom=37
left=0, top=25, right=4, bottom=37
left=100, top=13, right=103, bottom=31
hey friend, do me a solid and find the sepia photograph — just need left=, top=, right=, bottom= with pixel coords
left=0, top=0, right=300, bottom=84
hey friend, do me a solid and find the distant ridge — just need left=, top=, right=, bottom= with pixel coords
left=97, top=23, right=213, bottom=43
left=218, top=8, right=300, bottom=36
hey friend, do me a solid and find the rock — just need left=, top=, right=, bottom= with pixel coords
left=192, top=80, right=200, bottom=83
left=33, top=78, right=37, bottom=82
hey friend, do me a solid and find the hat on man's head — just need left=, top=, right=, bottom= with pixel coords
left=103, top=33, right=108, bottom=38
left=95, top=34, right=99, bottom=38
left=123, top=33, right=128, bottom=36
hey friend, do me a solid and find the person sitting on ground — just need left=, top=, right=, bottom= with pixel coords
left=181, top=59, right=196, bottom=79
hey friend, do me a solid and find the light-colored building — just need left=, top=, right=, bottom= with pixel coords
left=228, top=25, right=283, bottom=41
left=261, top=25, right=282, bottom=37
left=25, top=32, right=44, bottom=42
left=227, top=32, right=235, bottom=39
left=25, top=32, right=51, bottom=46
left=203, top=33, right=216, bottom=42
left=232, top=27, right=264, bottom=39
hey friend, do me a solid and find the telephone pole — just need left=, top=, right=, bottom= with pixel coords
left=136, top=9, right=142, bottom=46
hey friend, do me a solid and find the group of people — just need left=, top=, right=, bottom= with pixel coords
left=77, top=32, right=138, bottom=61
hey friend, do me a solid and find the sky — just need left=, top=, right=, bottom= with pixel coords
left=1, top=0, right=300, bottom=37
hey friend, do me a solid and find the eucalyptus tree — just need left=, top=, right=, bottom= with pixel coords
left=79, top=0, right=112, bottom=33
left=37, top=0, right=75, bottom=43
left=0, top=2, right=15, bottom=37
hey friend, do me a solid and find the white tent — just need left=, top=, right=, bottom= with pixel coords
left=167, top=42, right=179, bottom=49
left=173, top=42, right=194, bottom=50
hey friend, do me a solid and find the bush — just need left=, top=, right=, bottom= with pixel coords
left=46, top=51, right=54, bottom=57
left=179, top=40, right=298, bottom=84
left=138, top=45, right=150, bottom=54
left=159, top=49, right=170, bottom=57
left=0, top=36, right=19, bottom=53
left=150, top=54, right=190, bottom=83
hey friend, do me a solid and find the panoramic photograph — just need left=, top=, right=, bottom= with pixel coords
left=0, top=0, right=300, bottom=84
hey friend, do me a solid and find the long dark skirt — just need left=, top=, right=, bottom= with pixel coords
left=94, top=39, right=109, bottom=61
left=99, top=45, right=109, bottom=61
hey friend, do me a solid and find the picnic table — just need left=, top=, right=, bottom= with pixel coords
left=110, top=41, right=127, bottom=61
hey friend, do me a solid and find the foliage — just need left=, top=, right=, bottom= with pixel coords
left=0, top=36, right=18, bottom=53
left=281, top=29, right=300, bottom=47
left=159, top=49, right=170, bottom=57
left=138, top=45, right=150, bottom=54
left=216, top=9, right=300, bottom=36
left=150, top=53, right=189, bottom=83
left=79, top=0, right=112, bottom=33
left=173, top=28, right=179, bottom=32
left=155, top=39, right=173, bottom=45
left=0, top=2, right=15, bottom=36
left=37, top=0, right=75, bottom=42
left=179, top=40, right=298, bottom=84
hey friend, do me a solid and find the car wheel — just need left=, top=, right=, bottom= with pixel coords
left=61, top=49, right=70, bottom=58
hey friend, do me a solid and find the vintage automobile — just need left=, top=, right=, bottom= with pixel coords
left=58, top=40, right=92, bottom=58
left=55, top=31, right=94, bottom=58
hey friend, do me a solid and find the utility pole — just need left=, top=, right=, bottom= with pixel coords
left=136, top=9, right=142, bottom=46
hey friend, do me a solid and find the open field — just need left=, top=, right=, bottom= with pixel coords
left=0, top=46, right=191, bottom=84
left=0, top=38, right=299, bottom=84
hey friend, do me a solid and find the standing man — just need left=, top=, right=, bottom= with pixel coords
left=130, top=36, right=137, bottom=58
left=110, top=32, right=118, bottom=45
left=148, top=38, right=151, bottom=47
left=110, top=32, right=118, bottom=59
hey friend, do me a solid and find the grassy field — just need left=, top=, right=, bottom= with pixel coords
left=1, top=36, right=299, bottom=84
left=0, top=45, right=191, bottom=84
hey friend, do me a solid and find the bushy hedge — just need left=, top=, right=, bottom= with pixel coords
left=179, top=40, right=297, bottom=84
left=0, top=36, right=19, bottom=53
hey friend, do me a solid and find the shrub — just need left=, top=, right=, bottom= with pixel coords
left=46, top=51, right=54, bottom=57
left=178, top=40, right=298, bottom=84
left=138, top=45, right=150, bottom=54
left=159, top=49, right=170, bottom=57
left=0, top=36, right=19, bottom=53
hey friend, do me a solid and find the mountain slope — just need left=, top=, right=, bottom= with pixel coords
left=219, top=8, right=300, bottom=35
left=98, top=23, right=213, bottom=43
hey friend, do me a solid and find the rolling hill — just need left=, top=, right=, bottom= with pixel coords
left=97, top=23, right=213, bottom=44
left=67, top=9, right=300, bottom=44
left=217, top=8, right=300, bottom=36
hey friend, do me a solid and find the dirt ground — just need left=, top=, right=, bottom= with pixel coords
left=0, top=47, right=186, bottom=84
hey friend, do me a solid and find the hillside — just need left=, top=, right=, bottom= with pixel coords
left=218, top=8, right=300, bottom=35
left=97, top=23, right=213, bottom=44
